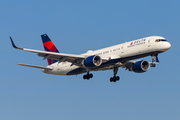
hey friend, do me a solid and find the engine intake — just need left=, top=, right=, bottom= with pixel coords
left=130, top=60, right=149, bottom=73
left=83, top=55, right=102, bottom=68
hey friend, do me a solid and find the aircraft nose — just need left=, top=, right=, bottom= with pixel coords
left=166, top=42, right=171, bottom=49
left=164, top=42, right=171, bottom=50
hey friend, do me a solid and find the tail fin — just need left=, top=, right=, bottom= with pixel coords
left=41, top=34, right=60, bottom=65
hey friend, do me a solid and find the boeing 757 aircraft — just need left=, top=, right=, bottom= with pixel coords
left=10, top=34, right=171, bottom=82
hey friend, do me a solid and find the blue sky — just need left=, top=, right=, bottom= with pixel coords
left=1, top=0, right=180, bottom=120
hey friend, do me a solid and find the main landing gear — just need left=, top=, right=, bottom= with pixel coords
left=83, top=71, right=93, bottom=80
left=110, top=67, right=120, bottom=82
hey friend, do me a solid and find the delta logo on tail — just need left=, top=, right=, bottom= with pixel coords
left=41, top=34, right=60, bottom=65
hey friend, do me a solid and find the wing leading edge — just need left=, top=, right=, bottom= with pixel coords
left=10, top=36, right=86, bottom=65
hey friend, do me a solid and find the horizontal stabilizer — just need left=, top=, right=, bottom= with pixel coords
left=18, top=64, right=53, bottom=70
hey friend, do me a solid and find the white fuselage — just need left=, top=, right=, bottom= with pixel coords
left=43, top=36, right=171, bottom=75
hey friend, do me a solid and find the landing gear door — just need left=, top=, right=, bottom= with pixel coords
left=120, top=45, right=124, bottom=57
left=121, top=46, right=124, bottom=54
left=148, top=38, right=151, bottom=47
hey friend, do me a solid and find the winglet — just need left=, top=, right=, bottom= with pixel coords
left=10, top=36, right=23, bottom=50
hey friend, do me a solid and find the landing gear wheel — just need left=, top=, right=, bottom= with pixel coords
left=110, top=77, right=113, bottom=82
left=89, top=73, right=93, bottom=78
left=83, top=75, right=87, bottom=79
left=113, top=76, right=116, bottom=82
left=110, top=76, right=120, bottom=82
left=150, top=63, right=156, bottom=67
left=116, top=76, right=120, bottom=81
left=83, top=72, right=93, bottom=80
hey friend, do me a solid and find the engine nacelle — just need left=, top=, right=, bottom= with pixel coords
left=130, top=60, right=149, bottom=73
left=83, top=55, right=102, bottom=68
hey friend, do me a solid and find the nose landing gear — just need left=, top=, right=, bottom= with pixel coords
left=150, top=54, right=159, bottom=67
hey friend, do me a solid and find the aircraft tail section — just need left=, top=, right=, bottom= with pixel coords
left=41, top=34, right=60, bottom=65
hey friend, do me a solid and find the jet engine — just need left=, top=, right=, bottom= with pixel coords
left=83, top=55, right=102, bottom=68
left=129, top=60, right=149, bottom=73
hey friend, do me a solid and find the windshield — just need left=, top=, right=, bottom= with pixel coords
left=155, top=39, right=167, bottom=42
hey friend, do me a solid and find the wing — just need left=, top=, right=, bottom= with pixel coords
left=10, top=37, right=86, bottom=66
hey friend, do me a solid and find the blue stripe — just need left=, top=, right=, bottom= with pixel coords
left=66, top=67, right=86, bottom=75
left=44, top=46, right=49, bottom=51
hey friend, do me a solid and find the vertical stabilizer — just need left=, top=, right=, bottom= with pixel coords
left=41, top=34, right=60, bottom=65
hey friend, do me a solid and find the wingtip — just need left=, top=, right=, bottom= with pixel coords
left=10, top=36, right=23, bottom=50
left=10, top=36, right=18, bottom=48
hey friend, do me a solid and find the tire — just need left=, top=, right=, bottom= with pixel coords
left=116, top=76, right=120, bottom=81
left=110, top=77, right=113, bottom=82
left=150, top=63, right=156, bottom=67
left=89, top=73, right=93, bottom=78
left=83, top=75, right=87, bottom=79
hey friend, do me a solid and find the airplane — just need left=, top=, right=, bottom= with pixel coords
left=10, top=34, right=171, bottom=82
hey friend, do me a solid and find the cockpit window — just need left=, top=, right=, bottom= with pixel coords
left=155, top=39, right=167, bottom=42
